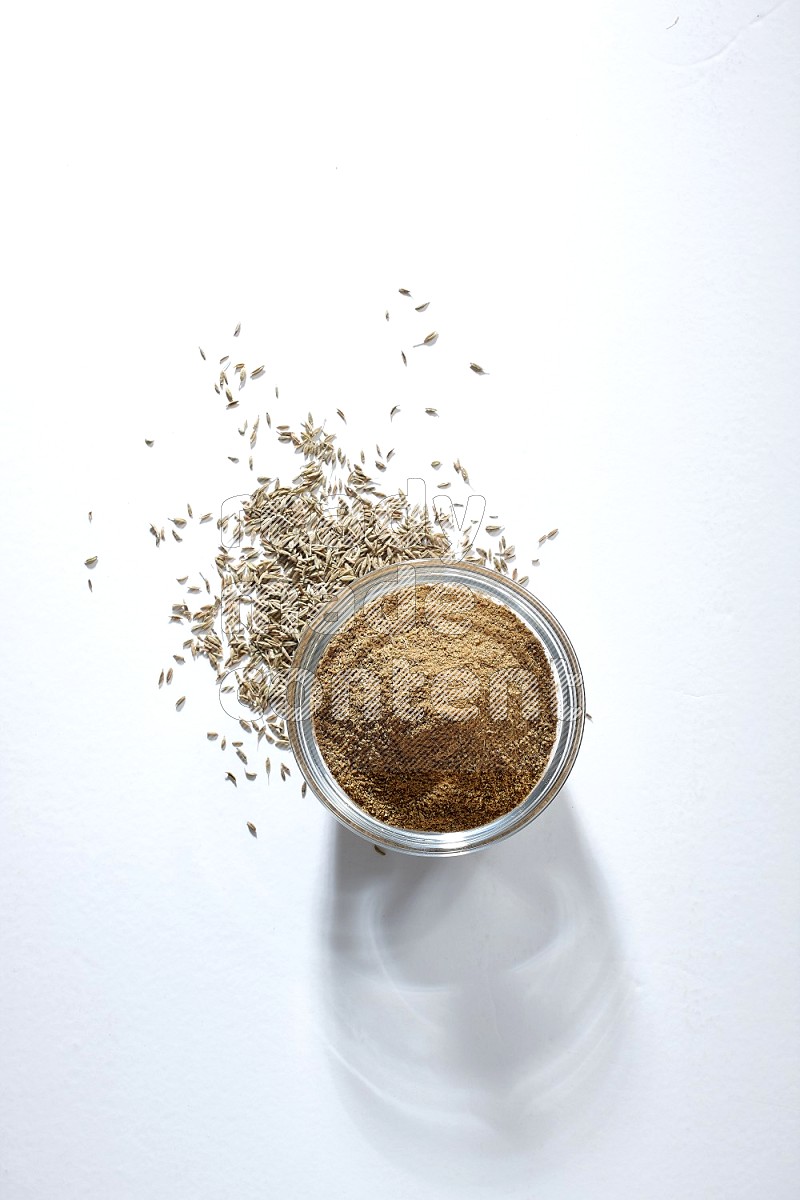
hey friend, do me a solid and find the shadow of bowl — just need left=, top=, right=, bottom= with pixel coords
left=313, top=791, right=632, bottom=1184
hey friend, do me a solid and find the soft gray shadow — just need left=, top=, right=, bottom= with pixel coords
left=314, top=792, right=632, bottom=1185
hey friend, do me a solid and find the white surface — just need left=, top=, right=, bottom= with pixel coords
left=1, top=3, right=799, bottom=1197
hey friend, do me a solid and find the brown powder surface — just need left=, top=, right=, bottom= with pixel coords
left=311, top=583, right=558, bottom=832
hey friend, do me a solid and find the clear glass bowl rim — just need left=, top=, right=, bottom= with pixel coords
left=286, top=558, right=585, bottom=856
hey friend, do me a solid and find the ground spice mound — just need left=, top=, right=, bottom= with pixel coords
left=311, top=583, right=558, bottom=832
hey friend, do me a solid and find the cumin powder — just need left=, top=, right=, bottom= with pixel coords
left=312, top=583, right=558, bottom=832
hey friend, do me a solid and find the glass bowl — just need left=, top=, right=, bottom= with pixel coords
left=286, top=559, right=585, bottom=856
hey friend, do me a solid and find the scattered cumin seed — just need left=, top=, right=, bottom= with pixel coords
left=166, top=668, right=173, bottom=684
left=175, top=696, right=185, bottom=711
left=145, top=439, right=154, bottom=447
left=221, top=737, right=227, bottom=750
left=87, top=579, right=92, bottom=592
left=374, top=845, right=386, bottom=855
left=399, top=288, right=411, bottom=296
left=171, top=518, right=187, bottom=528
left=199, top=347, right=206, bottom=360
left=425, top=408, right=438, bottom=417
left=228, top=456, right=239, bottom=463
left=280, top=762, right=290, bottom=780
left=88, top=512, right=92, bottom=523
left=226, top=772, right=237, bottom=786
left=207, top=732, right=218, bottom=740
left=485, top=525, right=502, bottom=534
left=415, top=332, right=438, bottom=347
left=172, top=530, right=182, bottom=542
left=158, top=670, right=165, bottom=687
left=547, top=528, right=559, bottom=540
left=200, top=513, right=213, bottom=523
left=401, top=350, right=407, bottom=366
left=385, top=310, right=389, bottom=321
left=390, top=405, right=400, bottom=420
left=85, top=556, right=97, bottom=567
left=415, top=302, right=429, bottom=312
left=173, top=655, right=185, bottom=664
left=234, top=323, right=241, bottom=337
left=337, top=409, right=346, bottom=423
left=469, top=363, right=487, bottom=375
left=301, top=781, right=307, bottom=798
left=177, top=575, right=188, bottom=584
left=431, top=460, right=441, bottom=468
left=245, top=771, right=257, bottom=781
left=247, top=821, right=257, bottom=836
left=437, top=481, right=451, bottom=489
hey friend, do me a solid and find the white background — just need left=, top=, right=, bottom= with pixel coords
left=1, top=2, right=799, bottom=1197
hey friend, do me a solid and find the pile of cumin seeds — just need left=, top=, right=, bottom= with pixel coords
left=165, top=409, right=456, bottom=783
left=149, top=326, right=561, bottom=801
